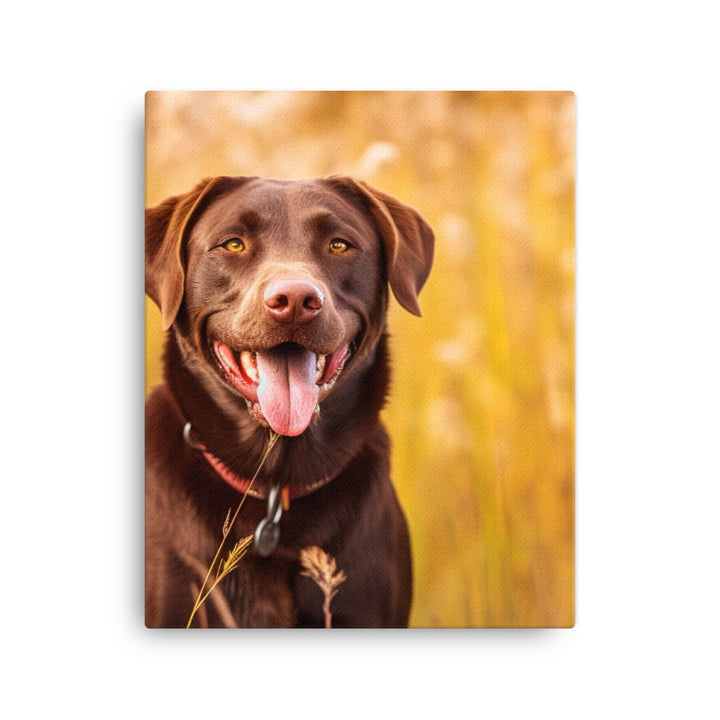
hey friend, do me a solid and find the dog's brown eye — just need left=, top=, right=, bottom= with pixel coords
left=223, top=238, right=246, bottom=253
left=330, top=239, right=349, bottom=254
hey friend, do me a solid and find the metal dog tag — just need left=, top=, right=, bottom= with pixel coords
left=253, top=483, right=283, bottom=557
left=254, top=518, right=281, bottom=557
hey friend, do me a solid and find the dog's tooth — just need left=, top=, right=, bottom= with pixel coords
left=315, top=354, right=327, bottom=383
left=240, top=351, right=259, bottom=383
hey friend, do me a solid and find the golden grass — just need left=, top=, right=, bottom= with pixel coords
left=299, top=547, right=347, bottom=629
left=146, top=91, right=574, bottom=628
left=186, top=431, right=279, bottom=628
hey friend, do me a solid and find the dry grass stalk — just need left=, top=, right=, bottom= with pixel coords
left=300, top=546, right=347, bottom=628
left=186, top=430, right=279, bottom=628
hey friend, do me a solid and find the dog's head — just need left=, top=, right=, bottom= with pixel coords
left=146, top=176, right=434, bottom=437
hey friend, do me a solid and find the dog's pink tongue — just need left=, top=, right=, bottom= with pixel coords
left=255, top=346, right=319, bottom=437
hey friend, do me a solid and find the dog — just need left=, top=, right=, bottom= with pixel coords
left=145, top=176, right=434, bottom=627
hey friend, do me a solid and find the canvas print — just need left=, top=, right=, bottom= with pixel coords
left=145, top=91, right=575, bottom=628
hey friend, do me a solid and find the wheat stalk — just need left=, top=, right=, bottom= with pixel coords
left=186, top=430, right=279, bottom=628
left=300, top=546, right=347, bottom=628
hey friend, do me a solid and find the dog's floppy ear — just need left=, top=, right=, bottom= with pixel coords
left=328, top=177, right=435, bottom=316
left=146, top=177, right=236, bottom=330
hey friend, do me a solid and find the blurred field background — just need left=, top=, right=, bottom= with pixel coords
left=145, top=91, right=574, bottom=628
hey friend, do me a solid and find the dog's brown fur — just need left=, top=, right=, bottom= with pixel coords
left=145, top=176, right=434, bottom=627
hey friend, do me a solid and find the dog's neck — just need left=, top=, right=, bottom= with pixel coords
left=182, top=422, right=335, bottom=500
left=163, top=330, right=391, bottom=495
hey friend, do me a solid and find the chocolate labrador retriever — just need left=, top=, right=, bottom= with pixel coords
left=145, top=176, right=434, bottom=627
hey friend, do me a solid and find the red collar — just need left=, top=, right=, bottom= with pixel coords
left=183, top=423, right=331, bottom=501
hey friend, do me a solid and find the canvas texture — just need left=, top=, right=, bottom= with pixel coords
left=145, top=91, right=575, bottom=628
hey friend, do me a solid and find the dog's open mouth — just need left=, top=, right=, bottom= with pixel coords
left=213, top=340, right=351, bottom=437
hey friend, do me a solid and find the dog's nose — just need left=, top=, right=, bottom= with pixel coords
left=263, top=278, right=324, bottom=325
